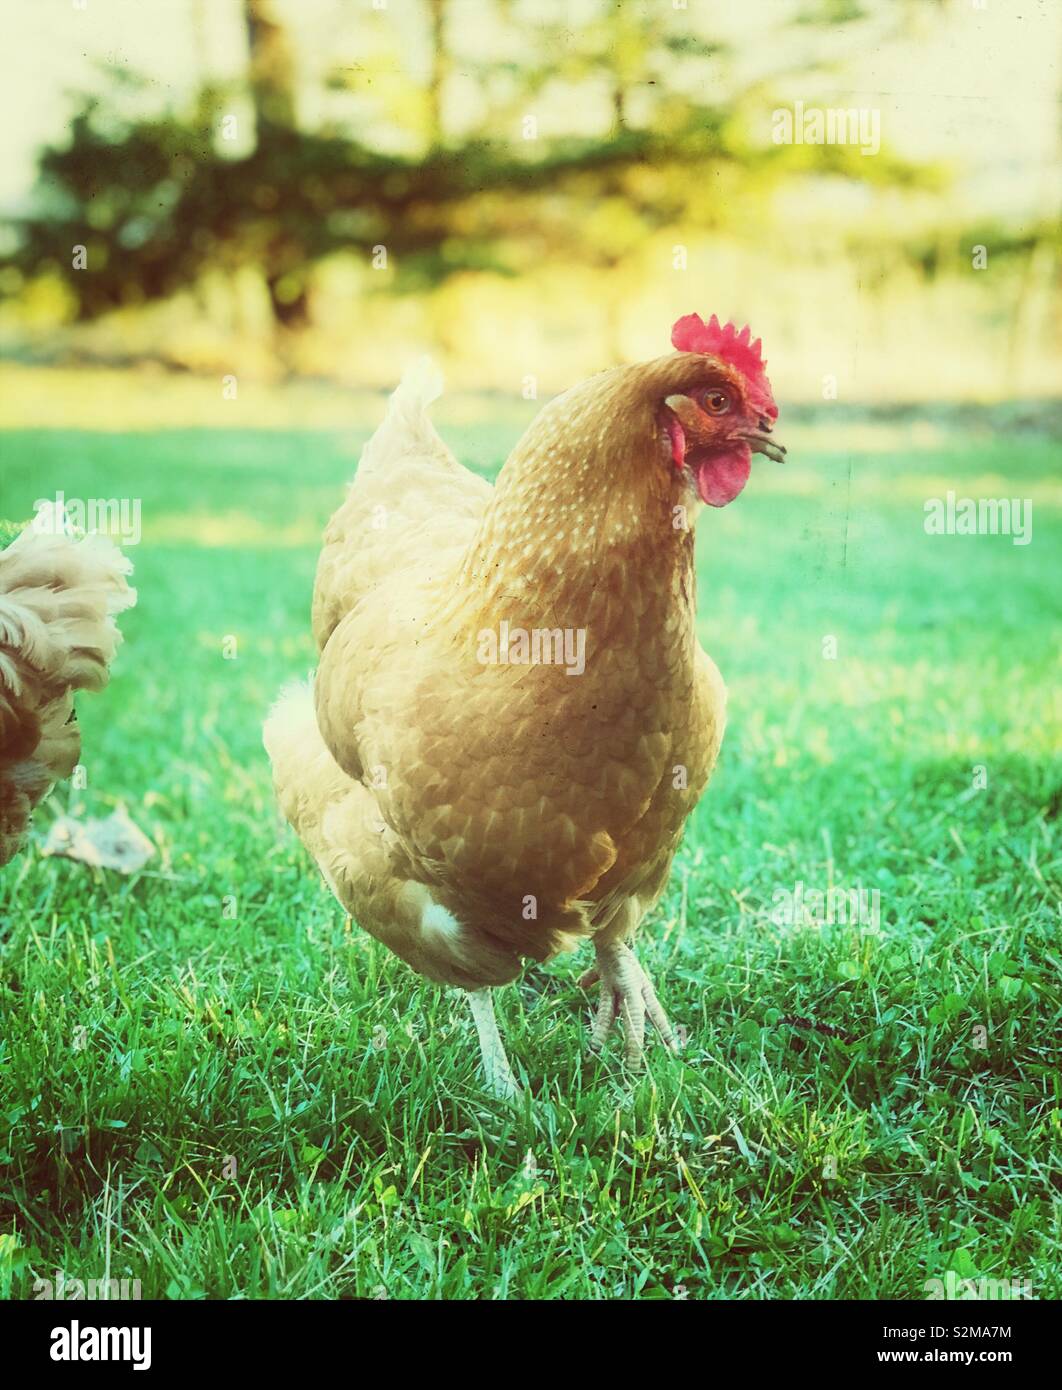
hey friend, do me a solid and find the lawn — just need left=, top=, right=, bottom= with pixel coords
left=0, top=396, right=1060, bottom=1300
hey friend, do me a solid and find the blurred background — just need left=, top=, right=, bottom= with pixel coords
left=0, top=0, right=1060, bottom=418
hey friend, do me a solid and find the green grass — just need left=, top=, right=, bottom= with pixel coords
left=1, top=405, right=1060, bottom=1300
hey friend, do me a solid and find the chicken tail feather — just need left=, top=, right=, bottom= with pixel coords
left=263, top=679, right=341, bottom=845
left=358, top=355, right=449, bottom=475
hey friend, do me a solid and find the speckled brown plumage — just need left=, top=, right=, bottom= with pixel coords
left=265, top=351, right=741, bottom=993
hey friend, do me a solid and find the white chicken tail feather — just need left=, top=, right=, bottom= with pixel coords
left=358, top=355, right=448, bottom=475
left=394, top=355, right=444, bottom=410
left=7, top=516, right=136, bottom=620
left=263, top=677, right=358, bottom=867
left=263, top=678, right=317, bottom=763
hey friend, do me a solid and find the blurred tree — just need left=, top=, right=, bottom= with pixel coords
left=9, top=0, right=932, bottom=361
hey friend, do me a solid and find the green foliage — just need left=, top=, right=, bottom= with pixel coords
left=10, top=1, right=933, bottom=328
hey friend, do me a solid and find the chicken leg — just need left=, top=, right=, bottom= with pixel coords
left=467, top=988, right=521, bottom=1100
left=580, top=941, right=680, bottom=1067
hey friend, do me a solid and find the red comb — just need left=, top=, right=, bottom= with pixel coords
left=671, top=312, right=777, bottom=419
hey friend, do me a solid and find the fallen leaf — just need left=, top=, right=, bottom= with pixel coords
left=42, top=807, right=155, bottom=874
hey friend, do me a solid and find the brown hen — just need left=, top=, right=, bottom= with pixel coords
left=265, top=318, right=784, bottom=1095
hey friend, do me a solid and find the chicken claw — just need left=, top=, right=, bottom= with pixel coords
left=467, top=988, right=522, bottom=1101
left=579, top=941, right=680, bottom=1067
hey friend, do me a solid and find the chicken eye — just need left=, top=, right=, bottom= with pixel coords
left=704, top=390, right=731, bottom=415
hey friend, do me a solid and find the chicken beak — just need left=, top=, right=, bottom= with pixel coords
left=742, top=430, right=787, bottom=463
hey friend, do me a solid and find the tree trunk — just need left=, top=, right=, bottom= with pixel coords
left=244, top=0, right=296, bottom=131
left=426, top=0, right=448, bottom=147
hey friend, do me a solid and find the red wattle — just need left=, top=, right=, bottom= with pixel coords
left=694, top=445, right=752, bottom=507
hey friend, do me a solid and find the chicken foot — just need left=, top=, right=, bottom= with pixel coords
left=467, top=988, right=521, bottom=1101
left=579, top=941, right=680, bottom=1067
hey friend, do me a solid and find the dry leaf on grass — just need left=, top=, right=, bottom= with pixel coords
left=42, top=807, right=155, bottom=874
